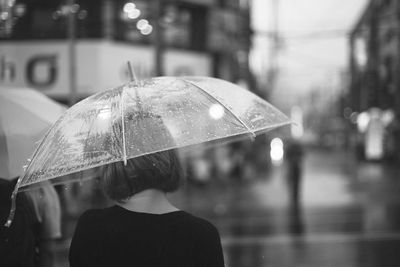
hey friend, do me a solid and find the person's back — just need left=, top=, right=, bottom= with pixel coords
left=69, top=149, right=225, bottom=267
left=69, top=205, right=224, bottom=267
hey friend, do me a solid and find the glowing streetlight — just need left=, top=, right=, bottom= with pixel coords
left=136, top=19, right=149, bottom=30
left=140, top=24, right=153, bottom=35
left=270, top=137, right=284, bottom=165
left=127, top=9, right=140, bottom=19
left=123, top=2, right=136, bottom=13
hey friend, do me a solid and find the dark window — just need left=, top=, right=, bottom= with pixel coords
left=383, top=0, right=391, bottom=7
left=114, top=0, right=207, bottom=51
left=162, top=2, right=207, bottom=51
left=1, top=0, right=102, bottom=40
left=1, top=0, right=208, bottom=51
left=384, top=28, right=394, bottom=43
left=217, top=0, right=226, bottom=8
left=114, top=0, right=152, bottom=44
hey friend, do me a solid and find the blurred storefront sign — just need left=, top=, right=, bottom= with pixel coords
left=356, top=108, right=394, bottom=161
left=0, top=41, right=70, bottom=96
left=364, top=108, right=384, bottom=160
left=270, top=137, right=284, bottom=166
left=0, top=40, right=211, bottom=99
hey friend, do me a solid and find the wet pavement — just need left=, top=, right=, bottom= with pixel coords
left=53, top=146, right=400, bottom=267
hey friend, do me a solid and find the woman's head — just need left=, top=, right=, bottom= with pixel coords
left=101, top=149, right=184, bottom=203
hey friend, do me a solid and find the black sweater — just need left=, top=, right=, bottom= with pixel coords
left=69, top=205, right=225, bottom=267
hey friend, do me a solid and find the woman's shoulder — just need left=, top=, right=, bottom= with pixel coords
left=177, top=212, right=222, bottom=251
left=176, top=211, right=220, bottom=236
left=76, top=207, right=115, bottom=225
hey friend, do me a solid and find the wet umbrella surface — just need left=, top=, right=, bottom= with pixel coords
left=16, top=76, right=290, bottom=191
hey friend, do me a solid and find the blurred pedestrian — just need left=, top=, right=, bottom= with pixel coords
left=25, top=181, right=62, bottom=267
left=0, top=177, right=37, bottom=267
left=69, top=149, right=225, bottom=267
left=285, top=139, right=304, bottom=207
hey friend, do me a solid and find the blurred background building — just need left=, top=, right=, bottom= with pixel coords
left=349, top=0, right=400, bottom=162
left=0, top=0, right=253, bottom=104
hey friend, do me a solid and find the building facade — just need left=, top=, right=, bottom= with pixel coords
left=349, top=0, right=400, bottom=161
left=0, top=0, right=253, bottom=104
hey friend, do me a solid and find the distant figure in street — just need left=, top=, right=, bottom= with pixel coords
left=285, top=139, right=304, bottom=207
left=0, top=178, right=61, bottom=267
left=69, top=149, right=225, bottom=267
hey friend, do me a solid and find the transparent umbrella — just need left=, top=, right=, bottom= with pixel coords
left=5, top=76, right=290, bottom=226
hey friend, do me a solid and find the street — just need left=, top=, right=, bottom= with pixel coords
left=213, top=147, right=400, bottom=267
left=53, top=146, right=400, bottom=267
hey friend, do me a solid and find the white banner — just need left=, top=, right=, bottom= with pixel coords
left=0, top=41, right=70, bottom=96
left=0, top=41, right=212, bottom=97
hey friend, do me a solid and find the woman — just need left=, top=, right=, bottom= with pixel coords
left=69, top=149, right=225, bottom=267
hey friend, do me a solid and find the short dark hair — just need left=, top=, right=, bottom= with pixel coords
left=101, top=149, right=184, bottom=203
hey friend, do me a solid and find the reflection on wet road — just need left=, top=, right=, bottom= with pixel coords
left=178, top=147, right=400, bottom=267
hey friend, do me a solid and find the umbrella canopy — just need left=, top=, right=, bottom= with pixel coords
left=18, top=76, right=291, bottom=190
left=0, top=88, right=66, bottom=179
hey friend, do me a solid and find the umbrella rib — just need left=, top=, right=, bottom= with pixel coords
left=183, top=79, right=256, bottom=140
left=120, top=87, right=128, bottom=165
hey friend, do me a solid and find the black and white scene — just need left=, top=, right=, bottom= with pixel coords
left=1, top=0, right=399, bottom=267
